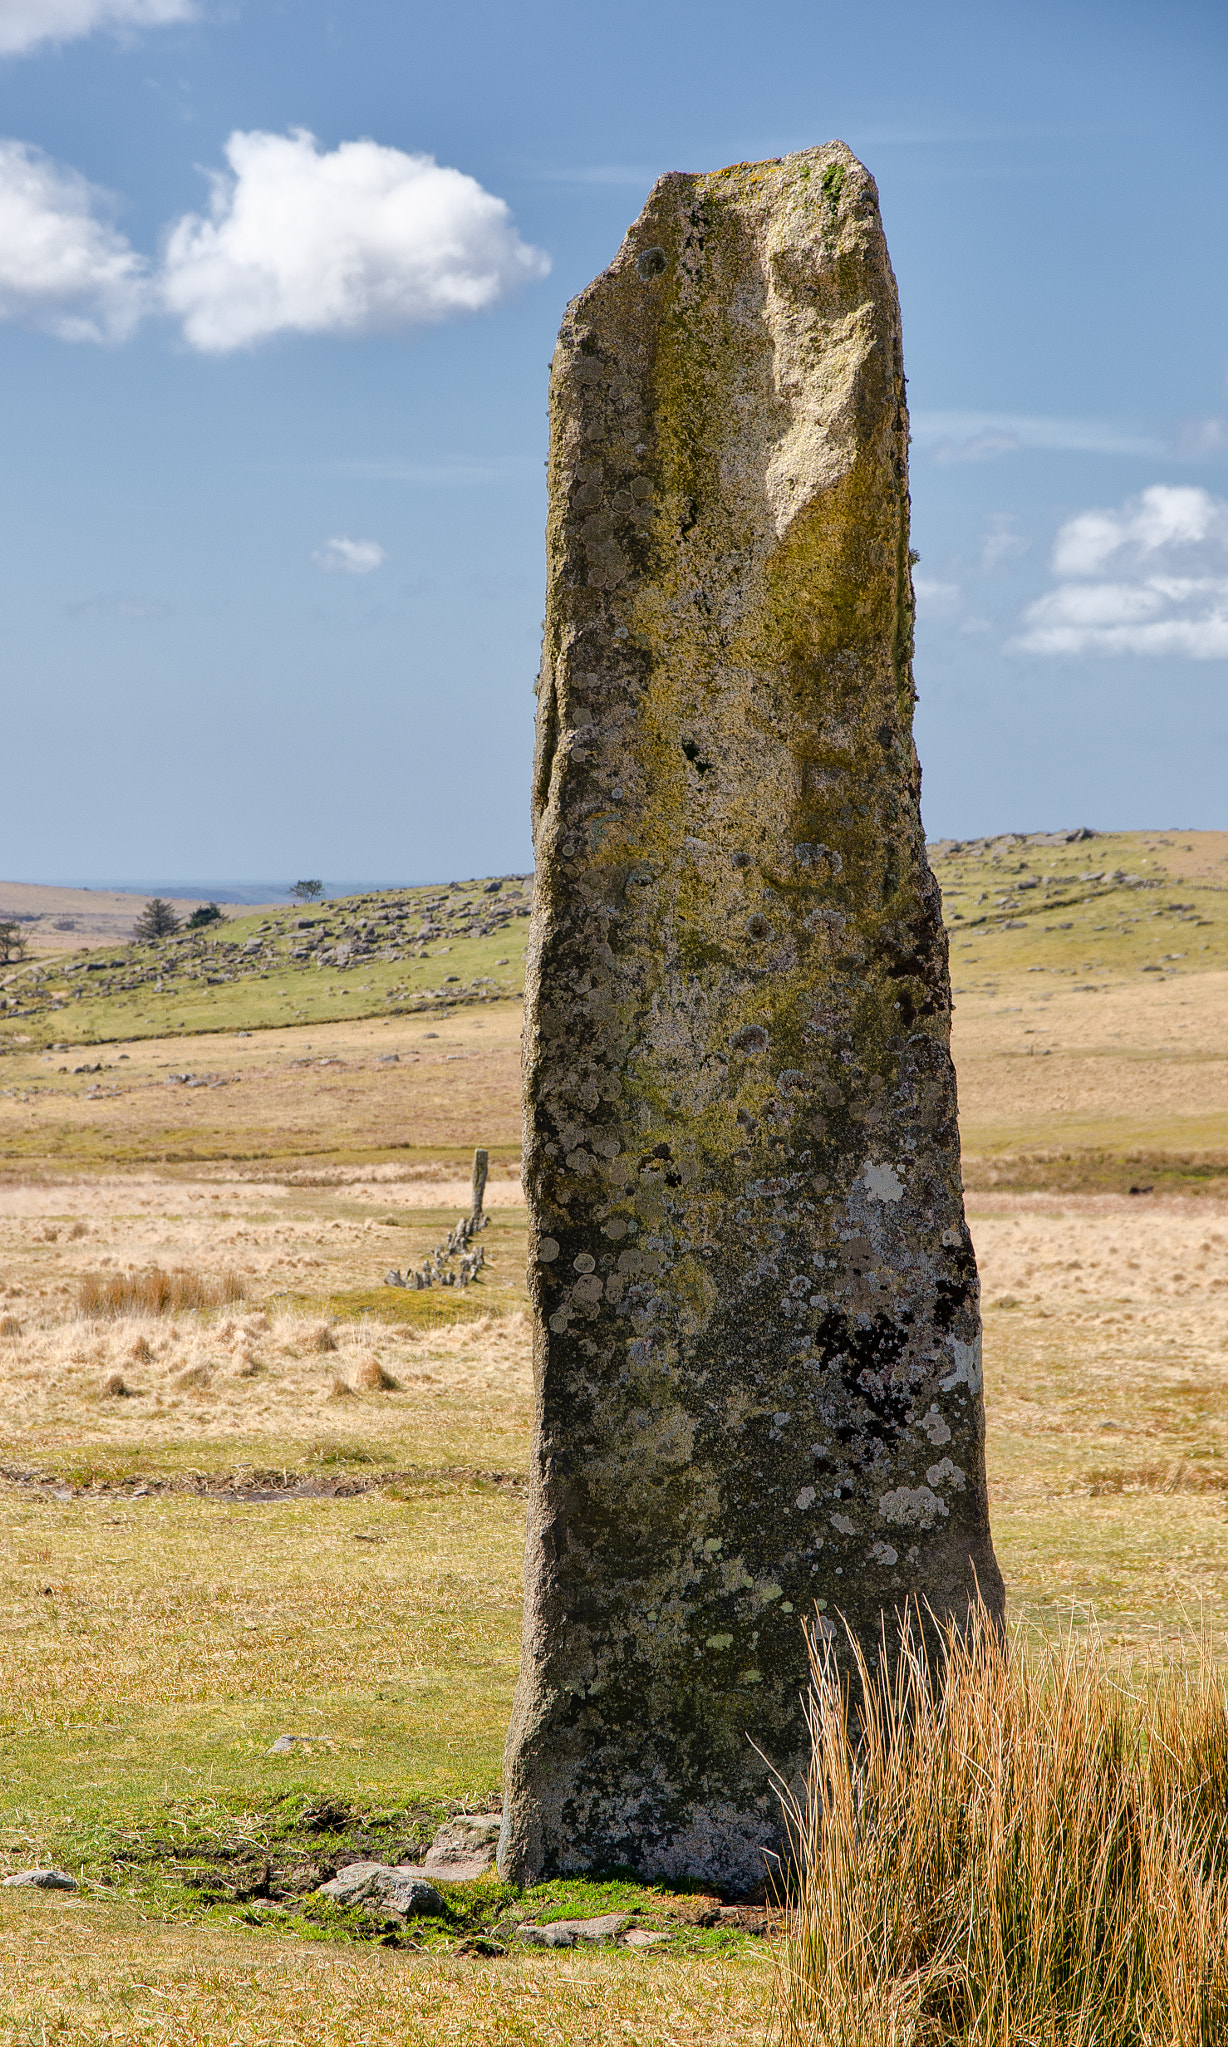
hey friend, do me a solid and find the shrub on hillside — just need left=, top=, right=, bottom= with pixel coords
left=187, top=902, right=224, bottom=930
left=134, top=898, right=180, bottom=942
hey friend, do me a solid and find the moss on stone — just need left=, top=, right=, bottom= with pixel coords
left=506, top=143, right=1002, bottom=1896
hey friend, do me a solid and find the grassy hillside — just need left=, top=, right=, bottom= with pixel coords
left=0, top=876, right=532, bottom=1050
left=934, top=827, right=1228, bottom=988
left=3, top=831, right=1227, bottom=1188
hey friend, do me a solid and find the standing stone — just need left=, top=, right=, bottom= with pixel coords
left=500, top=143, right=1003, bottom=1896
left=471, top=1146, right=489, bottom=1226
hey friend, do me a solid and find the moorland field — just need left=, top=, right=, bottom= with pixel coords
left=0, top=829, right=1226, bottom=2043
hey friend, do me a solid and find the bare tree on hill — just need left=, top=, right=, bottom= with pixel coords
left=290, top=879, right=324, bottom=903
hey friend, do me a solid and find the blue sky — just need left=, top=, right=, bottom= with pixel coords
left=0, top=0, right=1224, bottom=884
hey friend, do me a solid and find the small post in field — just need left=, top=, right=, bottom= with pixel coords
left=470, top=1147, right=489, bottom=1227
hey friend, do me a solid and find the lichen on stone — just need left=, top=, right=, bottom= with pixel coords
left=502, top=140, right=1004, bottom=1895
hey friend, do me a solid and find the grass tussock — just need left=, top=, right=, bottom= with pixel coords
left=349, top=1353, right=399, bottom=1392
left=775, top=1609, right=1228, bottom=2047
left=77, top=1264, right=245, bottom=1318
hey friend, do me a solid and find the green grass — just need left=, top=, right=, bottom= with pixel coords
left=0, top=878, right=532, bottom=1051
left=935, top=827, right=1228, bottom=987
left=0, top=1482, right=520, bottom=1844
left=267, top=1286, right=514, bottom=1331
left=3, top=834, right=1225, bottom=1062
left=0, top=1474, right=762, bottom=1990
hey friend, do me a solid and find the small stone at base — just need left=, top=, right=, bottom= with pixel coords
left=515, top=1912, right=631, bottom=1947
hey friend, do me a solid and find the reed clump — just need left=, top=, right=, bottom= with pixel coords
left=774, top=1608, right=1228, bottom=2046
left=76, top=1266, right=245, bottom=1318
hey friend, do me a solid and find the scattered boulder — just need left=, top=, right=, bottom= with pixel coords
left=698, top=1903, right=771, bottom=1935
left=515, top=1913, right=630, bottom=1947
left=422, top=1813, right=501, bottom=1881
left=3, top=1868, right=77, bottom=1890
left=315, top=1863, right=444, bottom=1918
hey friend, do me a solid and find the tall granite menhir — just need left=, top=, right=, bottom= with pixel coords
left=500, top=143, right=1003, bottom=1894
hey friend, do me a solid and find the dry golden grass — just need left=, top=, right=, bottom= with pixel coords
left=0, top=1006, right=524, bottom=1168
left=0, top=1896, right=769, bottom=2046
left=0, top=879, right=268, bottom=957
left=0, top=1297, right=533, bottom=1469
left=0, top=1161, right=531, bottom=1465
left=954, top=970, right=1228, bottom=1177
left=77, top=1263, right=246, bottom=1317
left=775, top=1610, right=1228, bottom=2046
left=0, top=853, right=1225, bottom=2043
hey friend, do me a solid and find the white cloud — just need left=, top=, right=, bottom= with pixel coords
left=0, top=138, right=146, bottom=340
left=312, top=536, right=386, bottom=575
left=912, top=576, right=961, bottom=616
left=1013, top=485, right=1228, bottom=659
left=1050, top=484, right=1228, bottom=577
left=0, top=0, right=194, bottom=57
left=160, top=128, right=550, bottom=352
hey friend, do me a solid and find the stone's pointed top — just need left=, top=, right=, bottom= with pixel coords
left=505, top=146, right=1001, bottom=1895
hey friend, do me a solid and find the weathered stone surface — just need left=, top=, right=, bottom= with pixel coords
left=471, top=1147, right=490, bottom=1224
left=515, top=1912, right=631, bottom=1947
left=422, top=1813, right=502, bottom=1879
left=500, top=141, right=1003, bottom=1895
left=315, top=1863, right=444, bottom=1917
left=2, top=1868, right=77, bottom=1890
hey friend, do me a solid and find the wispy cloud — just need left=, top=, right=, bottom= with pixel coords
left=980, top=514, right=1029, bottom=571
left=1012, top=484, right=1228, bottom=659
left=0, top=0, right=195, bottom=58
left=911, top=411, right=1164, bottom=464
left=318, top=455, right=537, bottom=485
left=311, top=536, right=386, bottom=575
left=912, top=576, right=961, bottom=616
left=536, top=165, right=660, bottom=188
left=1172, top=415, right=1228, bottom=459
left=64, top=591, right=170, bottom=619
